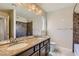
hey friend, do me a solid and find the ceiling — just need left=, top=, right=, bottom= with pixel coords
left=37, top=3, right=75, bottom=12
left=0, top=3, right=75, bottom=18
left=0, top=3, right=37, bottom=19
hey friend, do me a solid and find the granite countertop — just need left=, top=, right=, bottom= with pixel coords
left=0, top=36, right=50, bottom=56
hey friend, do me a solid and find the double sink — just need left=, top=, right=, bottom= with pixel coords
left=6, top=37, right=45, bottom=51
left=7, top=43, right=28, bottom=50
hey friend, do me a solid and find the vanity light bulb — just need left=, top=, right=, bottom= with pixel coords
left=38, top=10, right=42, bottom=14
left=16, top=3, right=43, bottom=16
left=32, top=4, right=36, bottom=10
left=27, top=5, right=32, bottom=11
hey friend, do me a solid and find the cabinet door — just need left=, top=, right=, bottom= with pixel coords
left=40, top=46, right=46, bottom=56
left=17, top=48, right=34, bottom=56
left=32, top=51, right=39, bottom=56
left=40, top=39, right=50, bottom=56
left=45, top=43, right=50, bottom=56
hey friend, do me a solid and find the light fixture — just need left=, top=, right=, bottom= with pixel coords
left=15, top=3, right=44, bottom=16
left=38, top=9, right=42, bottom=14
left=31, top=4, right=36, bottom=10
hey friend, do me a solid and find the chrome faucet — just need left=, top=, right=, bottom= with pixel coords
left=10, top=38, right=16, bottom=43
left=9, top=37, right=17, bottom=46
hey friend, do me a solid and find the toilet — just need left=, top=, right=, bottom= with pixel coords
left=49, top=42, right=57, bottom=56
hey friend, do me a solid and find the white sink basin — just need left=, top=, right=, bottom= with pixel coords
left=37, top=38, right=43, bottom=39
left=37, top=37, right=45, bottom=40
left=7, top=43, right=28, bottom=50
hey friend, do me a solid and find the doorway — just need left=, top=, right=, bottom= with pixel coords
left=0, top=16, right=9, bottom=41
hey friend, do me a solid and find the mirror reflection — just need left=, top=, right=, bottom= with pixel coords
left=0, top=3, right=47, bottom=43
left=0, top=11, right=9, bottom=42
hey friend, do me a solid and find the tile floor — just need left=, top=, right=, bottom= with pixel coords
left=49, top=46, right=74, bottom=56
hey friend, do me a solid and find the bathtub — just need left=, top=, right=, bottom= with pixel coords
left=74, top=44, right=79, bottom=56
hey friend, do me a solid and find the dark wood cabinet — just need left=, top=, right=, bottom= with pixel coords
left=46, top=43, right=50, bottom=55
left=17, top=47, right=34, bottom=56
left=40, top=45, right=46, bottom=56
left=16, top=38, right=50, bottom=56
left=34, top=44, right=39, bottom=52
left=40, top=39, right=50, bottom=56
left=32, top=51, right=39, bottom=56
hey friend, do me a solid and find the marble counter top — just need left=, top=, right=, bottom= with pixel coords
left=0, top=36, right=50, bottom=56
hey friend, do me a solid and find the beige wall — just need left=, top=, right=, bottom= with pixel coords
left=47, top=6, right=73, bottom=50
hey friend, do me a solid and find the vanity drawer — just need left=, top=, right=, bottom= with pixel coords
left=32, top=51, right=39, bottom=56
left=44, top=40, right=48, bottom=45
left=35, top=44, right=39, bottom=51
left=18, top=47, right=34, bottom=56
left=40, top=46, right=46, bottom=56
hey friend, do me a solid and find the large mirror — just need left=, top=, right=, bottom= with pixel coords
left=0, top=3, right=47, bottom=42
left=0, top=11, right=9, bottom=41
left=0, top=16, right=7, bottom=41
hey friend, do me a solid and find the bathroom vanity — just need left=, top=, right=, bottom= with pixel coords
left=0, top=36, right=50, bottom=56
left=0, top=3, right=48, bottom=56
left=16, top=37, right=50, bottom=56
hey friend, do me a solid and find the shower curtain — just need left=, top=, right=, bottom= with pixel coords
left=73, top=12, right=79, bottom=44
left=73, top=12, right=79, bottom=55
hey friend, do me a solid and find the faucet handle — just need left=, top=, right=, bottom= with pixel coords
left=9, top=38, right=15, bottom=43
